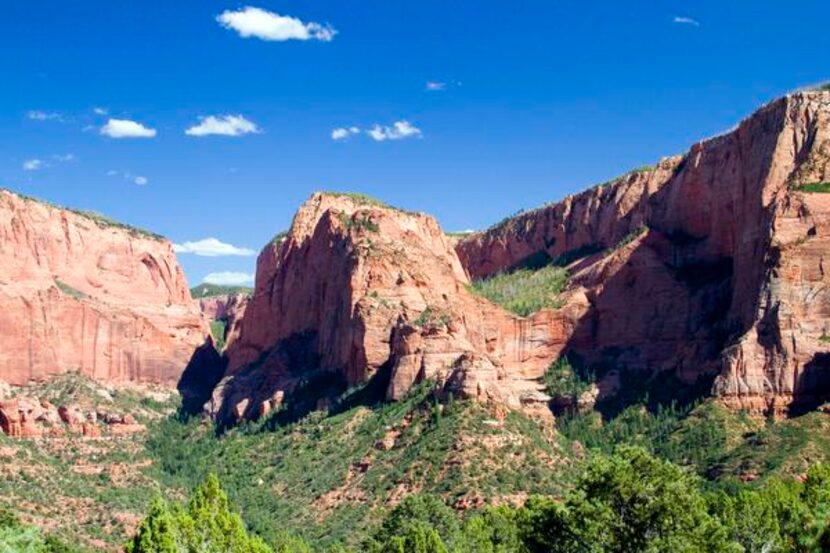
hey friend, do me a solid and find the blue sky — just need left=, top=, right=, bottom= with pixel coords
left=2, top=1, right=828, bottom=286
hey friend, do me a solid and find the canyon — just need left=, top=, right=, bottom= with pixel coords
left=211, top=89, right=830, bottom=421
left=2, top=90, right=830, bottom=433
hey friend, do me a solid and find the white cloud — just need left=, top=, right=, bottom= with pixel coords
left=22, top=159, right=42, bottom=171
left=100, top=118, right=157, bottom=138
left=93, top=107, right=108, bottom=116
left=426, top=82, right=446, bottom=91
left=52, top=153, right=77, bottom=163
left=217, top=6, right=336, bottom=42
left=107, top=170, right=149, bottom=186
left=27, top=110, right=64, bottom=122
left=331, top=126, right=361, bottom=141
left=673, top=16, right=700, bottom=26
left=202, top=271, right=255, bottom=286
left=367, top=120, right=422, bottom=141
left=174, top=238, right=257, bottom=257
left=185, top=115, right=260, bottom=137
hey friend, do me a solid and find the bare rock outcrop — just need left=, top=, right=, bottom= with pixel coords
left=0, top=190, right=209, bottom=387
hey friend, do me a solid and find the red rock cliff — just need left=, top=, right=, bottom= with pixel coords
left=215, top=193, right=575, bottom=422
left=0, top=190, right=209, bottom=387
left=458, top=90, right=830, bottom=415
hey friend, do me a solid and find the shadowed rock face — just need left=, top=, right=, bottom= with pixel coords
left=458, top=90, right=830, bottom=415
left=214, top=90, right=830, bottom=423
left=0, top=190, right=210, bottom=387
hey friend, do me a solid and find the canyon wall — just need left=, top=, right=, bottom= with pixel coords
left=0, top=190, right=209, bottom=387
left=214, top=90, right=830, bottom=422
left=458, top=90, right=830, bottom=414
left=215, top=193, right=575, bottom=422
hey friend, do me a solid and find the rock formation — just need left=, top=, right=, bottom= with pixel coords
left=211, top=90, right=830, bottom=422
left=458, top=90, right=830, bottom=415
left=214, top=193, right=573, bottom=422
left=0, top=190, right=209, bottom=387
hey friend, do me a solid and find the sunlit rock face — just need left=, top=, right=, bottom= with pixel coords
left=0, top=189, right=209, bottom=387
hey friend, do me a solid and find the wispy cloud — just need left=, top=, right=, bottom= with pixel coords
left=174, top=238, right=257, bottom=257
left=673, top=16, right=700, bottom=26
left=202, top=271, right=255, bottom=286
left=107, top=170, right=149, bottom=186
left=426, top=82, right=446, bottom=91
left=185, top=115, right=261, bottom=137
left=217, top=6, right=336, bottom=42
left=27, top=110, right=64, bottom=122
left=22, top=154, right=76, bottom=172
left=52, top=154, right=77, bottom=163
left=100, top=118, right=157, bottom=138
left=367, top=120, right=422, bottom=142
left=93, top=107, right=108, bottom=116
left=331, top=126, right=361, bottom=141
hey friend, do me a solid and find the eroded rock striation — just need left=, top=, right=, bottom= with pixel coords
left=0, top=190, right=209, bottom=387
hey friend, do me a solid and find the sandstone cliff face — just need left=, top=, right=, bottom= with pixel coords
left=458, top=90, right=830, bottom=415
left=0, top=190, right=209, bottom=387
left=215, top=91, right=830, bottom=422
left=215, top=193, right=574, bottom=422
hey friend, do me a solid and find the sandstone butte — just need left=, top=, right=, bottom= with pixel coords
left=211, top=90, right=830, bottom=423
left=0, top=189, right=210, bottom=389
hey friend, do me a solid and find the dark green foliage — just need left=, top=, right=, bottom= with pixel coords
left=191, top=283, right=254, bottom=298
left=794, top=182, right=830, bottom=193
left=542, top=357, right=593, bottom=407
left=366, top=495, right=460, bottom=552
left=0, top=509, right=82, bottom=553
left=558, top=401, right=730, bottom=475
left=125, top=474, right=277, bottom=553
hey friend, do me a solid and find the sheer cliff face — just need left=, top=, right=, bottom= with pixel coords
left=218, top=91, right=830, bottom=422
left=0, top=190, right=209, bottom=386
left=458, top=90, right=830, bottom=415
left=217, top=193, right=574, bottom=422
